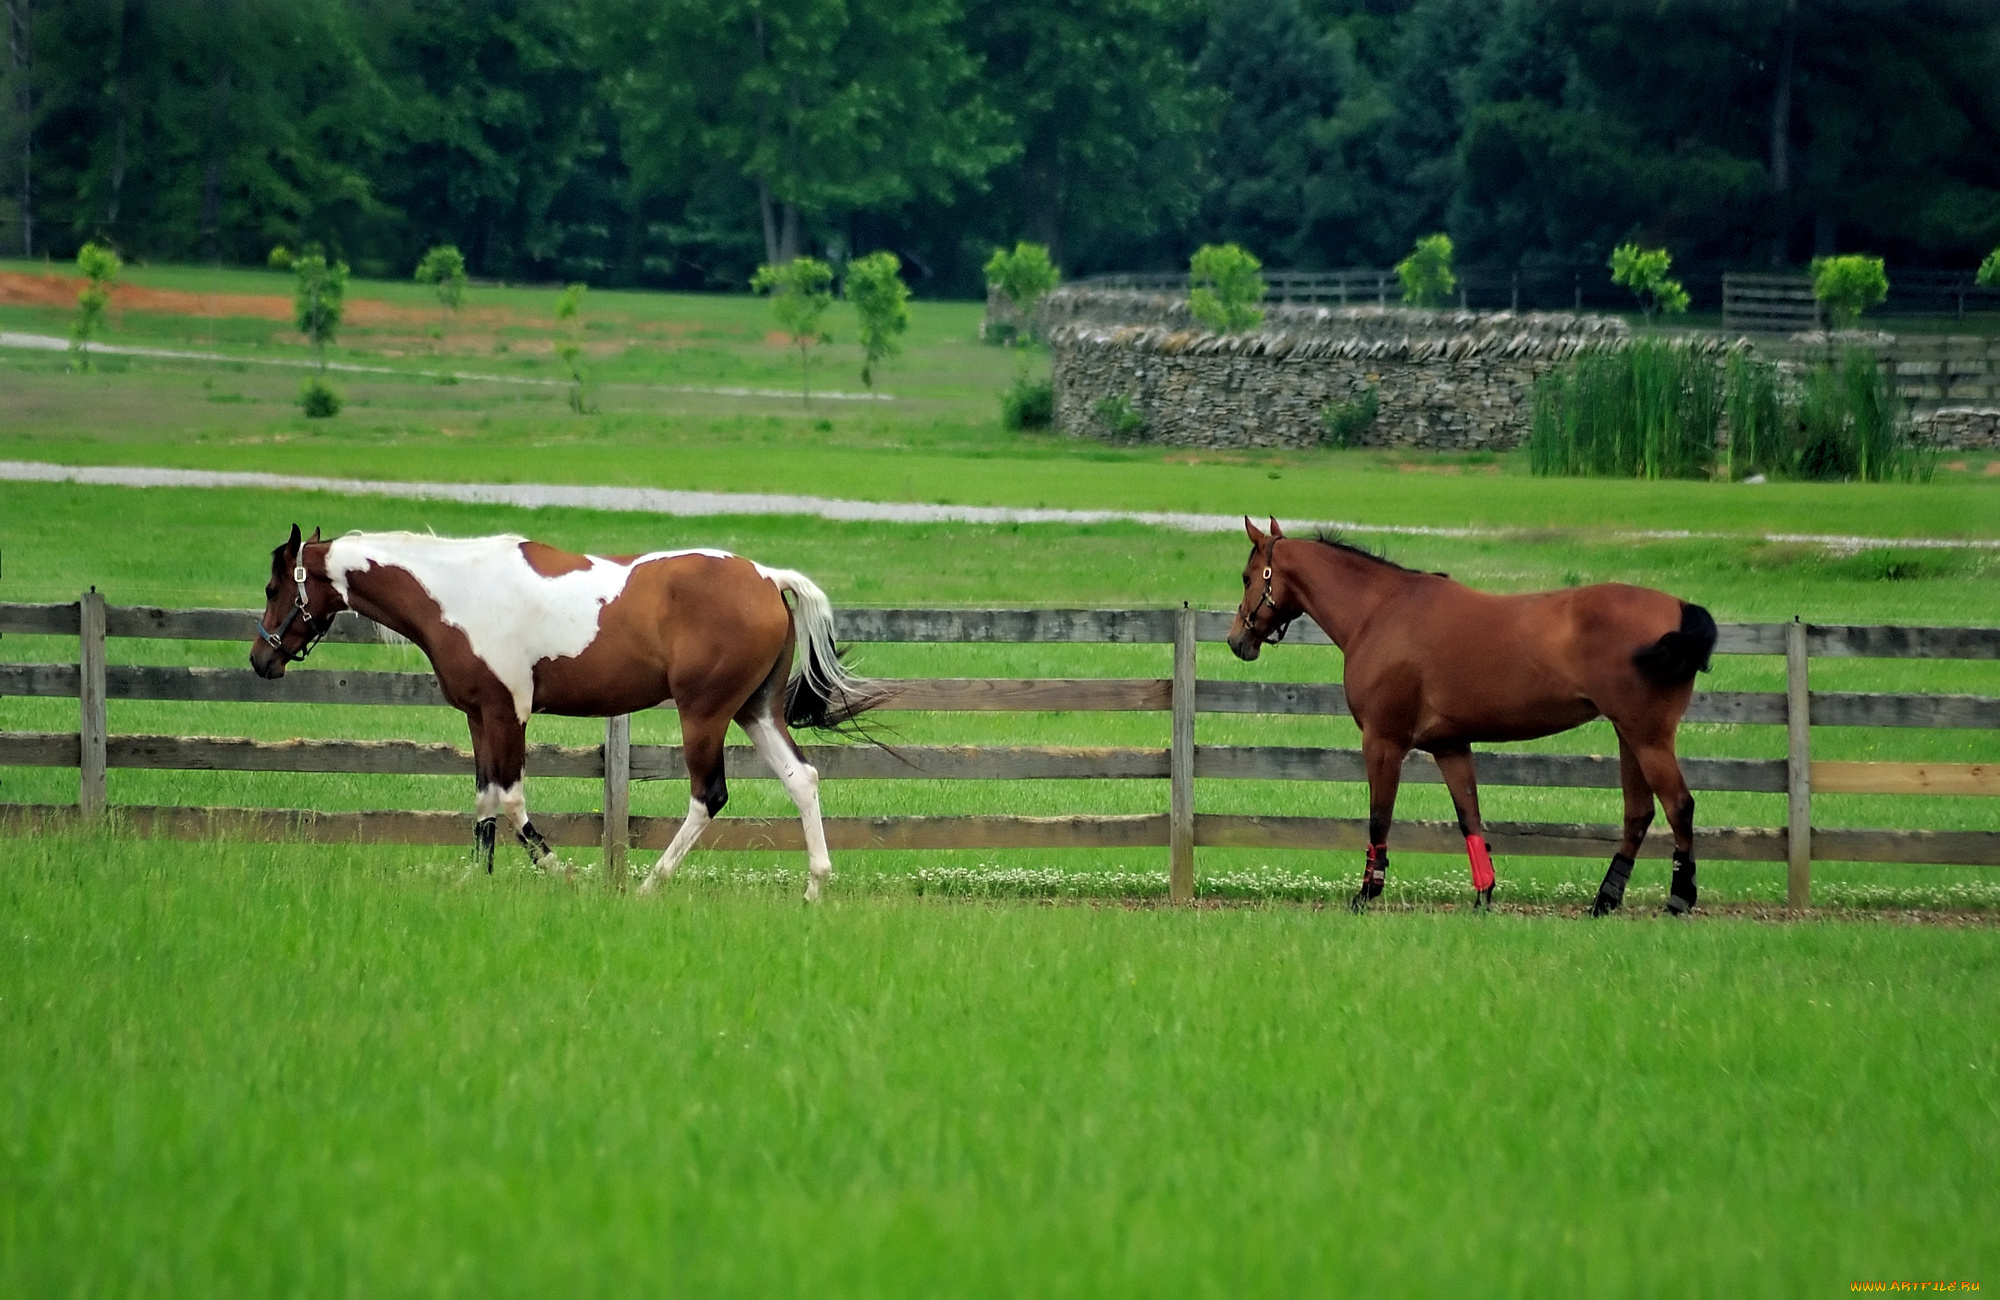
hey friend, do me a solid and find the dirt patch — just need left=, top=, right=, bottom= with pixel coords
left=0, top=270, right=705, bottom=336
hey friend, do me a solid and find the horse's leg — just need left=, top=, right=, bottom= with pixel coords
left=1433, top=747, right=1495, bottom=910
left=467, top=709, right=500, bottom=873
left=1630, top=736, right=1698, bottom=914
left=1591, top=733, right=1655, bottom=917
left=741, top=703, right=831, bottom=904
left=476, top=712, right=557, bottom=873
left=1355, top=732, right=1407, bottom=912
left=637, top=710, right=729, bottom=896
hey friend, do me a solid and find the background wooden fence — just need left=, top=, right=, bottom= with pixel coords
left=2, top=599, right=1996, bottom=906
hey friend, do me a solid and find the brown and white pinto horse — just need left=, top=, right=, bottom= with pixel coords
left=1227, top=518, right=1717, bottom=916
left=249, top=526, right=879, bottom=900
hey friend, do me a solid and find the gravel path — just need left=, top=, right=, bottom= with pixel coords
left=4, top=459, right=1995, bottom=551
left=0, top=330, right=892, bottom=401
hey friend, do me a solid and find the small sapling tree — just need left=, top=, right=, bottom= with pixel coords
left=1609, top=244, right=1690, bottom=322
left=1397, top=233, right=1456, bottom=308
left=845, top=250, right=909, bottom=395
left=1188, top=242, right=1265, bottom=333
left=293, top=248, right=348, bottom=416
left=70, top=241, right=121, bottom=371
left=982, top=242, right=1060, bottom=344
left=1977, top=247, right=1999, bottom=290
left=1811, top=254, right=1888, bottom=329
left=414, top=244, right=469, bottom=358
left=752, top=256, right=835, bottom=407
left=555, top=283, right=591, bottom=413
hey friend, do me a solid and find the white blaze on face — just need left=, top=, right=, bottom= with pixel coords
left=323, top=532, right=779, bottom=722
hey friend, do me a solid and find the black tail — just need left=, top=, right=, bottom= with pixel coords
left=784, top=639, right=887, bottom=734
left=1633, top=601, right=1717, bottom=686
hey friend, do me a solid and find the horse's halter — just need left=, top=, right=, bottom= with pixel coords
left=1245, top=544, right=1298, bottom=646
left=258, top=542, right=331, bottom=664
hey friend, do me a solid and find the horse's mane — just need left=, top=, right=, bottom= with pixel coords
left=1305, top=530, right=1431, bottom=576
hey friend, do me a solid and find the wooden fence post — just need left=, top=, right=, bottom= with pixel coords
left=78, top=589, right=107, bottom=819
left=603, top=713, right=630, bottom=889
left=1786, top=618, right=1812, bottom=908
left=1170, top=603, right=1196, bottom=903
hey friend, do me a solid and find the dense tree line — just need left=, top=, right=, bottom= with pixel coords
left=3, top=0, right=1995, bottom=295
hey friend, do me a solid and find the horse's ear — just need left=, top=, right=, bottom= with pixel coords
left=308, top=527, right=322, bottom=543
left=1268, top=517, right=1285, bottom=539
left=287, top=523, right=302, bottom=551
left=1244, top=516, right=1265, bottom=545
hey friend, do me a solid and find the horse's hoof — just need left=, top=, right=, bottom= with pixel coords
left=1348, top=891, right=1370, bottom=914
left=1475, top=886, right=1494, bottom=911
left=1589, top=892, right=1621, bottom=918
left=1663, top=894, right=1694, bottom=916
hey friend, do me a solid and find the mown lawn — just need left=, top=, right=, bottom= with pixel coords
left=2, top=838, right=1995, bottom=1297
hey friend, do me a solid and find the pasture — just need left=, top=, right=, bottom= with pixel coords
left=3, top=264, right=1998, bottom=1293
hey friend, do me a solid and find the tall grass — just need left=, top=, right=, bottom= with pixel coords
left=1529, top=338, right=1719, bottom=479
left=1536, top=343, right=1931, bottom=484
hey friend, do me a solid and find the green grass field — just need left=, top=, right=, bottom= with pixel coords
left=3, top=263, right=1997, bottom=1293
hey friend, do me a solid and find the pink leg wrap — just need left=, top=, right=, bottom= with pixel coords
left=1466, top=834, right=1496, bottom=892
left=1363, top=842, right=1388, bottom=891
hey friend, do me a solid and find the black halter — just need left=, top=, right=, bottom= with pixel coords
left=1248, top=553, right=1297, bottom=645
left=257, top=543, right=330, bottom=664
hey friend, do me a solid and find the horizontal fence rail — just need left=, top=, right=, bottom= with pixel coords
left=3, top=602, right=1996, bottom=902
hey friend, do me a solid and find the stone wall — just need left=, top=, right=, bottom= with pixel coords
left=1046, top=291, right=1639, bottom=451
left=1915, top=407, right=2000, bottom=451
left=1046, top=288, right=2000, bottom=452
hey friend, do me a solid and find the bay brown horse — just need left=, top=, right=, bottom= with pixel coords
left=1227, top=518, right=1716, bottom=916
left=250, top=526, right=879, bottom=900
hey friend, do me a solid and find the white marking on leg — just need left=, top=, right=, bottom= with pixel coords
left=745, top=716, right=830, bottom=902
left=475, top=782, right=503, bottom=822
left=494, top=779, right=558, bottom=872
left=638, top=796, right=711, bottom=895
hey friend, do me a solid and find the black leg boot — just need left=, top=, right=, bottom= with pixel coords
left=1350, top=843, right=1387, bottom=913
left=1665, top=849, right=1698, bottom=915
left=475, top=816, right=497, bottom=874
left=1591, top=853, right=1634, bottom=917
left=518, top=821, right=555, bottom=871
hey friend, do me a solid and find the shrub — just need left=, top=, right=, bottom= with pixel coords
left=1609, top=244, right=1690, bottom=320
left=1791, top=348, right=1926, bottom=483
left=69, top=241, right=121, bottom=371
left=845, top=250, right=910, bottom=393
left=1188, top=243, right=1265, bottom=333
left=1978, top=247, right=2000, bottom=289
left=1724, top=348, right=1784, bottom=482
left=1528, top=338, right=1719, bottom=480
left=267, top=245, right=293, bottom=269
left=1319, top=387, right=1379, bottom=447
left=983, top=242, right=1060, bottom=343
left=554, top=282, right=592, bottom=413
left=1810, top=255, right=1888, bottom=328
left=752, top=257, right=835, bottom=406
left=1093, top=394, right=1148, bottom=440
left=292, top=250, right=348, bottom=370
left=298, top=377, right=342, bottom=418
left=414, top=245, right=468, bottom=356
left=999, top=372, right=1053, bottom=430
left=1396, top=233, right=1455, bottom=308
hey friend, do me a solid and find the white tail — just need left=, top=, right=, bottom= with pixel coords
left=762, top=567, right=877, bottom=723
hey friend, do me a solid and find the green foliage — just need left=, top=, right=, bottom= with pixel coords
left=999, top=370, right=1054, bottom=430
left=68, top=242, right=122, bottom=371
left=291, top=253, right=349, bottom=370
left=1187, top=243, right=1266, bottom=333
left=1977, top=248, right=2000, bottom=289
left=844, top=251, right=910, bottom=393
left=1092, top=394, right=1148, bottom=440
left=1608, top=244, right=1689, bottom=319
left=1319, top=386, right=1379, bottom=448
left=1528, top=339, right=1719, bottom=480
left=1396, top=234, right=1456, bottom=309
left=267, top=246, right=294, bottom=270
left=1810, top=255, right=1889, bottom=329
left=414, top=245, right=469, bottom=355
left=554, top=283, right=591, bottom=414
left=984, top=243, right=1061, bottom=314
left=297, top=377, right=343, bottom=419
left=1542, top=343, right=1930, bottom=485
left=753, top=257, right=837, bottom=407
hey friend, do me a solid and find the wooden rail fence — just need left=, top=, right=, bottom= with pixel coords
left=2, top=600, right=1996, bottom=906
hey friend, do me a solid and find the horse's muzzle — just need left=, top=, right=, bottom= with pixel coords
left=249, top=646, right=286, bottom=679
left=1226, top=628, right=1262, bottom=662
